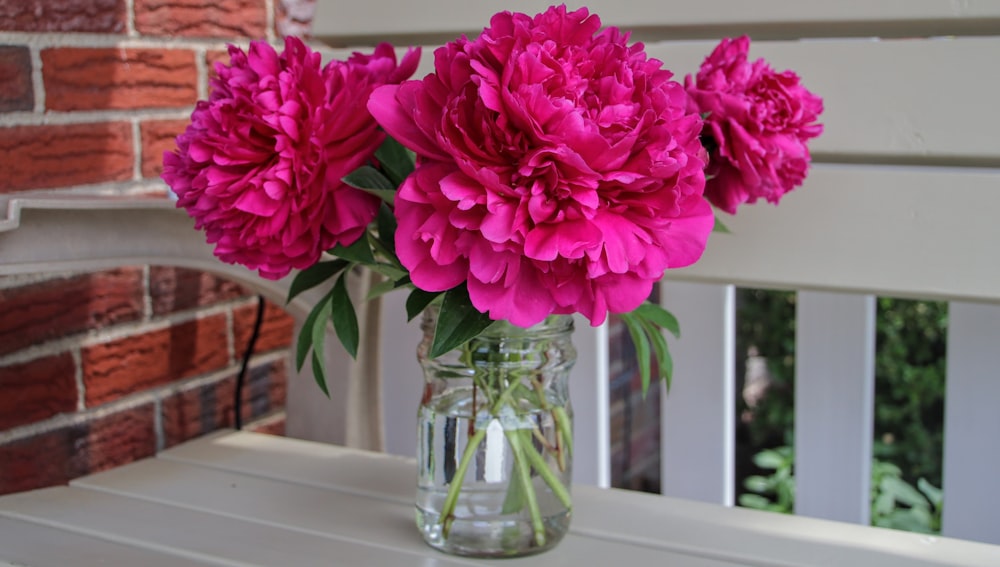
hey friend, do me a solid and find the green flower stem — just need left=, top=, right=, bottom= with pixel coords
left=437, top=356, right=570, bottom=548
left=553, top=406, right=573, bottom=457
left=494, top=374, right=525, bottom=408
left=438, top=372, right=528, bottom=538
left=505, top=428, right=546, bottom=546
left=529, top=378, right=572, bottom=468
left=521, top=433, right=573, bottom=509
left=439, top=426, right=488, bottom=538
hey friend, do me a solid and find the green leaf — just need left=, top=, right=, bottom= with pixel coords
left=366, top=262, right=408, bottom=281
left=659, top=343, right=674, bottom=392
left=406, top=287, right=441, bottom=322
left=287, top=259, right=349, bottom=302
left=330, top=235, right=374, bottom=264
left=738, top=494, right=771, bottom=510
left=330, top=274, right=360, bottom=359
left=744, top=475, right=773, bottom=493
left=636, top=314, right=673, bottom=391
left=375, top=203, right=397, bottom=256
left=308, top=295, right=334, bottom=397
left=374, top=135, right=415, bottom=186
left=633, top=301, right=680, bottom=338
left=430, top=284, right=495, bottom=359
left=917, top=478, right=943, bottom=508
left=753, top=449, right=786, bottom=470
left=342, top=164, right=397, bottom=205
left=881, top=476, right=928, bottom=509
left=621, top=312, right=652, bottom=396
left=343, top=164, right=396, bottom=192
left=365, top=277, right=398, bottom=301
left=713, top=212, right=731, bottom=233
left=296, top=293, right=332, bottom=372
left=873, top=492, right=896, bottom=516
left=311, top=351, right=330, bottom=397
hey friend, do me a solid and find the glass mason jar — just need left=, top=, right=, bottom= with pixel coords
left=415, top=310, right=576, bottom=557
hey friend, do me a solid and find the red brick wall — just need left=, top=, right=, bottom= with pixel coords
left=0, top=0, right=314, bottom=496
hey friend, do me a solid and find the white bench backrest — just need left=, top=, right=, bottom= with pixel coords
left=0, top=0, right=995, bottom=548
left=312, top=0, right=1000, bottom=545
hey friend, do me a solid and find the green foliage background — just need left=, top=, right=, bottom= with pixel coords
left=734, top=290, right=948, bottom=530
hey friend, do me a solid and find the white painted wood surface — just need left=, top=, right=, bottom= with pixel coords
left=659, top=282, right=736, bottom=506
left=314, top=0, right=1000, bottom=43
left=565, top=317, right=612, bottom=488
left=794, top=292, right=876, bottom=524
left=3, top=431, right=998, bottom=566
left=1, top=0, right=997, bottom=553
left=942, top=303, right=1000, bottom=545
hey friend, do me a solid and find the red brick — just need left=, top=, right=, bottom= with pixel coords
left=0, top=122, right=133, bottom=192
left=274, top=0, right=314, bottom=38
left=246, top=411, right=285, bottom=436
left=140, top=119, right=190, bottom=179
left=161, top=359, right=286, bottom=447
left=0, top=423, right=87, bottom=496
left=233, top=300, right=294, bottom=355
left=0, top=353, right=77, bottom=431
left=86, top=404, right=156, bottom=473
left=0, top=45, right=32, bottom=111
left=161, top=375, right=234, bottom=447
left=135, top=0, right=267, bottom=38
left=236, top=359, right=286, bottom=427
left=0, top=269, right=144, bottom=357
left=42, top=47, right=197, bottom=111
left=81, top=314, right=229, bottom=406
left=0, top=0, right=126, bottom=33
left=261, top=358, right=287, bottom=409
left=148, top=266, right=249, bottom=316
left=0, top=403, right=153, bottom=496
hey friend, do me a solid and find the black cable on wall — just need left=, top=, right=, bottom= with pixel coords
left=234, top=296, right=266, bottom=430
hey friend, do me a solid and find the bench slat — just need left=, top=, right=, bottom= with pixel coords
left=314, top=0, right=1000, bottom=43
left=670, top=163, right=1000, bottom=304
left=795, top=292, right=876, bottom=524
left=943, top=303, right=1000, bottom=544
left=660, top=282, right=737, bottom=506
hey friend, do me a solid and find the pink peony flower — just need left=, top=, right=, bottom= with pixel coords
left=369, top=6, right=713, bottom=327
left=163, top=37, right=420, bottom=279
left=685, top=36, right=823, bottom=214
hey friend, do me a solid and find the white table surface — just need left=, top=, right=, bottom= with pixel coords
left=1, top=430, right=998, bottom=566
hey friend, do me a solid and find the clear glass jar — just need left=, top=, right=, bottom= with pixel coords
left=415, top=310, right=576, bottom=557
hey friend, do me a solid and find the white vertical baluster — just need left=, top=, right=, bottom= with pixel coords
left=380, top=289, right=425, bottom=458
left=660, top=282, right=736, bottom=506
left=570, top=317, right=611, bottom=487
left=794, top=291, right=875, bottom=524
left=942, top=301, right=1000, bottom=545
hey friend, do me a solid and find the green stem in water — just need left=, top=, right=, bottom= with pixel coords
left=521, top=431, right=573, bottom=510
left=437, top=371, right=522, bottom=538
left=506, top=428, right=546, bottom=546
left=439, top=426, right=487, bottom=538
left=552, top=406, right=573, bottom=458
left=530, top=378, right=572, bottom=464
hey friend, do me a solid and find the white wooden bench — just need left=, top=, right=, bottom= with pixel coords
left=1, top=0, right=999, bottom=563
left=312, top=0, right=1000, bottom=546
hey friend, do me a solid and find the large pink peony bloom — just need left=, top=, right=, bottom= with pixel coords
left=163, top=37, right=419, bottom=279
left=686, top=36, right=823, bottom=214
left=369, top=6, right=713, bottom=327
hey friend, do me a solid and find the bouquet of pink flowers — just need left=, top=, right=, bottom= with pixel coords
left=163, top=6, right=822, bottom=554
left=164, top=6, right=821, bottom=393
